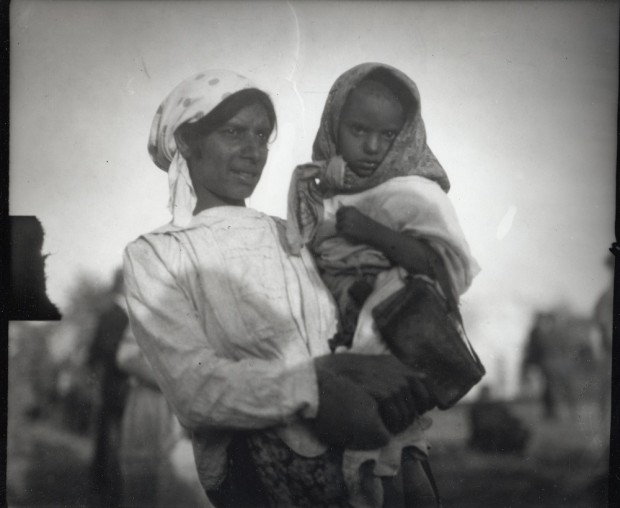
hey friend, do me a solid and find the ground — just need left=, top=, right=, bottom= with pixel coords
left=7, top=393, right=609, bottom=508
left=425, top=400, right=609, bottom=508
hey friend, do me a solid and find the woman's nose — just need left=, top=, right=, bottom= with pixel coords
left=241, top=133, right=265, bottom=162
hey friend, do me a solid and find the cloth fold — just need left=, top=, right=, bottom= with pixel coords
left=286, top=156, right=346, bottom=254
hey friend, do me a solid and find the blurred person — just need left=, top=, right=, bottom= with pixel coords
left=521, top=312, right=577, bottom=420
left=88, top=269, right=130, bottom=507
left=117, top=328, right=209, bottom=507
left=57, top=356, right=96, bottom=434
left=583, top=253, right=614, bottom=507
left=593, top=254, right=613, bottom=423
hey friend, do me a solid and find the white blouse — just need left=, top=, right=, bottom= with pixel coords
left=123, top=206, right=337, bottom=488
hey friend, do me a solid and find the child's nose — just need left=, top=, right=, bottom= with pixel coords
left=364, top=134, right=380, bottom=154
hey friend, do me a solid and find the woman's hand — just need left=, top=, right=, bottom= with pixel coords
left=313, top=354, right=434, bottom=447
left=335, top=206, right=377, bottom=245
left=313, top=363, right=390, bottom=450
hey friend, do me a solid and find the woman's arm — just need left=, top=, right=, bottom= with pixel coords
left=124, top=237, right=426, bottom=447
left=123, top=238, right=319, bottom=432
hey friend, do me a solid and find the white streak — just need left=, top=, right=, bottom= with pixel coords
left=286, top=0, right=306, bottom=139
left=496, top=205, right=517, bottom=240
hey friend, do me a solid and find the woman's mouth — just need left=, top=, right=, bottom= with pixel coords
left=231, top=169, right=259, bottom=184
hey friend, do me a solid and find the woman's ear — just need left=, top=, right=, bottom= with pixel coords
left=174, top=129, right=194, bottom=160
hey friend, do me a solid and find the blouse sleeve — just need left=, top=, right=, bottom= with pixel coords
left=123, top=237, right=319, bottom=432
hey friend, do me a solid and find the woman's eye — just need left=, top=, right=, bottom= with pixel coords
left=351, top=126, right=366, bottom=136
left=224, top=128, right=238, bottom=136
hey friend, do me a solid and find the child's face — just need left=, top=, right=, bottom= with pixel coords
left=337, top=83, right=405, bottom=178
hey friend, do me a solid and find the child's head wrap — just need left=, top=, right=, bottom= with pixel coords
left=287, top=63, right=451, bottom=253
left=148, top=70, right=256, bottom=226
left=312, top=62, right=450, bottom=193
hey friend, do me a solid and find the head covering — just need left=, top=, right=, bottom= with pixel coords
left=312, top=62, right=450, bottom=193
left=148, top=70, right=256, bottom=226
left=286, top=63, right=450, bottom=253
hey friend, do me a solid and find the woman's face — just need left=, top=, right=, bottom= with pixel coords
left=188, top=103, right=271, bottom=208
left=337, top=83, right=405, bottom=179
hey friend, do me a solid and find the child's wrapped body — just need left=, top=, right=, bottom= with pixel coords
left=282, top=63, right=483, bottom=507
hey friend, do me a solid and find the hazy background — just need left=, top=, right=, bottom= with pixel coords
left=10, top=0, right=618, bottom=395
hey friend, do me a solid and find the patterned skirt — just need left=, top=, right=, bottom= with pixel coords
left=246, top=430, right=351, bottom=508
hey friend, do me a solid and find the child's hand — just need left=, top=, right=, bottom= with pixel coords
left=336, top=206, right=375, bottom=244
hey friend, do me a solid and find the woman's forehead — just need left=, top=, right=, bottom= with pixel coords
left=224, top=103, right=271, bottom=125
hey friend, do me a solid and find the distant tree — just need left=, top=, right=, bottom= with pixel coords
left=47, top=271, right=120, bottom=433
left=64, top=272, right=112, bottom=319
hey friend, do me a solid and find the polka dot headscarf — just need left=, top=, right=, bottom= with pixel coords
left=148, top=70, right=256, bottom=226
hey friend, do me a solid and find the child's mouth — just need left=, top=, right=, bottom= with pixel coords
left=352, top=161, right=378, bottom=176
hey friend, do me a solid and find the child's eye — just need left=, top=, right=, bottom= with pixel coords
left=223, top=127, right=239, bottom=136
left=351, top=125, right=366, bottom=136
left=383, top=131, right=397, bottom=140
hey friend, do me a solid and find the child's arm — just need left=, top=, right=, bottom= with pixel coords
left=336, top=205, right=442, bottom=279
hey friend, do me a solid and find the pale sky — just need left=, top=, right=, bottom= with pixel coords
left=11, top=0, right=618, bottom=393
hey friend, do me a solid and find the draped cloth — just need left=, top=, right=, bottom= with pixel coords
left=147, top=70, right=256, bottom=226
left=288, top=62, right=451, bottom=253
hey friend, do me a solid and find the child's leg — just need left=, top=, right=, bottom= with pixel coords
left=381, top=469, right=436, bottom=508
left=324, top=273, right=376, bottom=351
left=380, top=474, right=405, bottom=507
left=399, top=447, right=440, bottom=508
left=401, top=458, right=439, bottom=507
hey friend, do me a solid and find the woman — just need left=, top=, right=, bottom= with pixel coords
left=123, top=70, right=432, bottom=507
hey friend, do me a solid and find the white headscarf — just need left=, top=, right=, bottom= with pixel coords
left=148, top=70, right=256, bottom=226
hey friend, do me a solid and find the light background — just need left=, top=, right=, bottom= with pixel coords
left=10, top=0, right=618, bottom=394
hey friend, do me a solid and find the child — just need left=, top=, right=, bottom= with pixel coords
left=286, top=62, right=480, bottom=507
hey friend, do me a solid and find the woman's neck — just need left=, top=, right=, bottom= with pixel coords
left=193, top=188, right=246, bottom=214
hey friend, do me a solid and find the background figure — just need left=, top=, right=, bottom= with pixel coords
left=521, top=312, right=577, bottom=420
left=117, top=329, right=209, bottom=508
left=583, top=254, right=614, bottom=507
left=593, top=255, right=613, bottom=423
left=468, top=386, right=530, bottom=455
left=9, top=216, right=61, bottom=321
left=88, top=269, right=130, bottom=507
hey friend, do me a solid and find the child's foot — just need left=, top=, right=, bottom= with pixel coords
left=328, top=332, right=354, bottom=352
left=348, top=279, right=374, bottom=305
